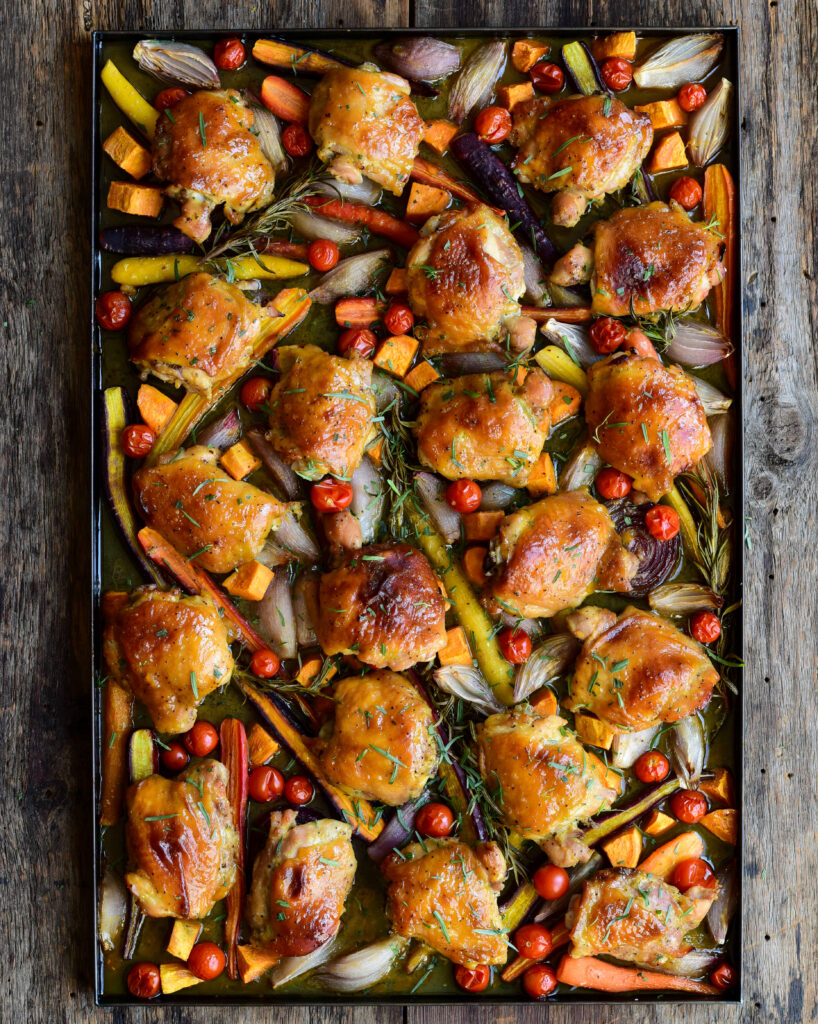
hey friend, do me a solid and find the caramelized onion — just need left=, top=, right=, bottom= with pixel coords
left=133, top=39, right=220, bottom=88
left=633, top=34, right=724, bottom=90
left=433, top=663, right=504, bottom=715
left=688, top=78, right=733, bottom=168
left=649, top=582, right=723, bottom=616
left=448, top=41, right=506, bottom=123
left=513, top=634, right=580, bottom=703
left=605, top=498, right=682, bottom=596
left=374, top=37, right=461, bottom=83
left=316, top=936, right=409, bottom=991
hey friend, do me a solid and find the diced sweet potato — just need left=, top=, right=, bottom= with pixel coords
left=497, top=82, right=535, bottom=111
left=642, top=809, right=675, bottom=836
left=107, top=181, right=164, bottom=217
left=638, top=831, right=704, bottom=881
left=699, top=767, right=735, bottom=807
left=159, top=962, right=203, bottom=994
left=526, top=452, right=558, bottom=497
left=462, top=545, right=488, bottom=587
left=223, top=560, right=274, bottom=602
left=422, top=119, right=459, bottom=155
left=137, top=383, right=178, bottom=435
left=166, top=920, right=202, bottom=961
left=237, top=944, right=280, bottom=984
left=647, top=131, right=688, bottom=174
left=574, top=712, right=615, bottom=751
left=463, top=510, right=504, bottom=542
left=512, top=40, right=551, bottom=72
left=701, top=808, right=738, bottom=845
left=510, top=365, right=528, bottom=385
left=373, top=334, right=418, bottom=378
left=549, top=380, right=582, bottom=425
left=248, top=722, right=280, bottom=766
left=530, top=687, right=558, bottom=717
left=102, top=126, right=152, bottom=179
left=591, top=32, right=637, bottom=61
left=295, top=655, right=337, bottom=688
left=406, top=181, right=450, bottom=222
left=385, top=267, right=408, bottom=294
left=220, top=439, right=261, bottom=481
left=634, top=99, right=688, bottom=130
left=438, top=626, right=473, bottom=667
left=601, top=825, right=642, bottom=868
left=367, top=438, right=384, bottom=466
left=404, top=360, right=441, bottom=393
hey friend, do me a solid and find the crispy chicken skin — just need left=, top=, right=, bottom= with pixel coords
left=484, top=489, right=638, bottom=619
left=567, top=868, right=717, bottom=965
left=316, top=543, right=447, bottom=670
left=153, top=89, right=276, bottom=242
left=308, top=65, right=425, bottom=195
left=125, top=759, right=238, bottom=919
left=585, top=352, right=712, bottom=501
left=266, top=345, right=376, bottom=480
left=247, top=810, right=356, bottom=956
left=565, top=605, right=719, bottom=732
left=102, top=587, right=234, bottom=734
left=133, top=446, right=286, bottom=574
left=406, top=205, right=535, bottom=355
left=316, top=671, right=438, bottom=805
left=476, top=711, right=621, bottom=843
left=382, top=839, right=508, bottom=966
left=414, top=368, right=553, bottom=485
left=511, top=95, right=653, bottom=227
left=128, top=272, right=274, bottom=398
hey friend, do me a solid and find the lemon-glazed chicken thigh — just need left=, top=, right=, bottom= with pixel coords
left=247, top=810, right=356, bottom=956
left=511, top=95, right=653, bottom=227
left=414, top=368, right=553, bottom=486
left=316, top=671, right=438, bottom=805
left=102, top=587, right=234, bottom=734
left=316, top=543, right=447, bottom=670
left=133, top=446, right=286, bottom=573
left=382, top=839, right=508, bottom=966
left=125, top=759, right=238, bottom=919
left=484, top=489, right=638, bottom=619
left=406, top=204, right=536, bottom=355
left=585, top=352, right=712, bottom=501
left=153, top=89, right=276, bottom=242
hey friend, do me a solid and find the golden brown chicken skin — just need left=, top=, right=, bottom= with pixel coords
left=128, top=272, right=275, bottom=398
left=125, top=759, right=238, bottom=919
left=316, top=671, right=438, bottom=805
left=316, top=544, right=447, bottom=670
left=133, top=446, right=286, bottom=574
left=585, top=352, right=712, bottom=501
left=511, top=95, right=653, bottom=227
left=153, top=89, right=276, bottom=242
left=406, top=205, right=535, bottom=355
left=484, top=489, right=638, bottom=619
left=102, top=588, right=234, bottom=735
left=382, top=839, right=508, bottom=966
left=247, top=810, right=356, bottom=956
left=308, top=65, right=425, bottom=195
left=414, top=368, right=553, bottom=486
left=266, top=345, right=376, bottom=480
left=565, top=605, right=719, bottom=732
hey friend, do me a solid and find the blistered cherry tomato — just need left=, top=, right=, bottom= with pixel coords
left=595, top=467, right=632, bottom=500
left=188, top=941, right=226, bottom=980
left=155, top=87, right=188, bottom=111
left=532, top=864, right=570, bottom=901
left=671, top=857, right=716, bottom=892
left=600, top=57, right=633, bottom=91
left=285, top=775, right=314, bottom=805
left=415, top=802, right=455, bottom=838
left=95, top=290, right=132, bottom=331
left=669, top=788, right=708, bottom=824
left=249, top=765, right=285, bottom=802
left=308, top=238, right=340, bottom=272
left=160, top=741, right=190, bottom=772
left=516, top=924, right=553, bottom=959
left=589, top=316, right=626, bottom=354
left=338, top=327, right=378, bottom=358
left=645, top=504, right=680, bottom=541
left=213, top=38, right=246, bottom=70
left=383, top=301, right=415, bottom=335
left=121, top=424, right=156, bottom=459
left=710, top=961, right=736, bottom=990
left=127, top=962, right=161, bottom=999
left=446, top=479, right=482, bottom=514
left=475, top=105, right=512, bottom=144
left=522, top=963, right=558, bottom=999
left=498, top=627, right=532, bottom=665
left=690, top=610, right=722, bottom=644
left=311, top=478, right=354, bottom=512
left=250, top=648, right=281, bottom=678
left=678, top=83, right=707, bottom=112
left=669, top=176, right=703, bottom=211
left=282, top=123, right=313, bottom=157
left=633, top=750, right=670, bottom=784
left=240, top=375, right=274, bottom=411
left=531, top=62, right=564, bottom=93
left=183, top=721, right=219, bottom=757
left=455, top=964, right=491, bottom=992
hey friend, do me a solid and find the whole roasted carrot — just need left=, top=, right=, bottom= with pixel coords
left=703, top=164, right=737, bottom=389
left=304, top=196, right=419, bottom=248
left=260, top=75, right=310, bottom=124
left=556, top=954, right=720, bottom=995
left=334, top=296, right=387, bottom=328
left=220, top=719, right=249, bottom=980
left=411, top=156, right=484, bottom=204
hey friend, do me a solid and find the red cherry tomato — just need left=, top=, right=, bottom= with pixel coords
left=213, top=38, right=246, bottom=71
left=690, top=610, right=722, bottom=644
left=645, top=504, right=681, bottom=541
left=498, top=627, right=533, bottom=665
left=600, top=57, right=633, bottom=92
left=595, top=467, right=632, bottom=500
left=415, top=802, right=455, bottom=838
left=121, top=424, right=156, bottom=459
left=338, top=328, right=378, bottom=358
left=95, top=290, right=132, bottom=331
left=523, top=963, right=558, bottom=999
left=671, top=857, right=717, bottom=892
left=710, top=961, right=736, bottom=990
left=446, top=479, right=482, bottom=514
left=532, top=864, right=570, bottom=901
left=589, top=316, right=626, bottom=354
left=311, top=478, right=354, bottom=513
left=155, top=87, right=189, bottom=111
left=250, top=648, right=281, bottom=678
left=187, top=941, right=226, bottom=981
left=285, top=775, right=314, bottom=805
left=669, top=788, right=708, bottom=824
left=633, top=750, right=670, bottom=784
left=454, top=964, right=491, bottom=992
left=240, top=375, right=274, bottom=411
left=282, top=123, right=313, bottom=157
left=249, top=765, right=285, bottom=802
left=383, top=301, right=415, bottom=335
left=160, top=741, right=190, bottom=772
left=515, top=924, right=553, bottom=960
left=183, top=721, right=219, bottom=757
left=531, top=62, right=564, bottom=93
left=669, top=176, right=703, bottom=211
left=474, top=105, right=512, bottom=144
left=127, top=962, right=161, bottom=999
left=308, top=238, right=340, bottom=272
left=678, top=83, right=707, bottom=112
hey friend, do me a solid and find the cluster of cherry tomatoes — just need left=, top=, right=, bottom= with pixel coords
left=127, top=940, right=227, bottom=998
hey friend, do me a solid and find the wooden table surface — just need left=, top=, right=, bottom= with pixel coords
left=1, top=0, right=815, bottom=1022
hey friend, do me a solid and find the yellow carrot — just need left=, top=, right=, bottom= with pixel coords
left=111, top=253, right=308, bottom=287
left=100, top=59, right=159, bottom=139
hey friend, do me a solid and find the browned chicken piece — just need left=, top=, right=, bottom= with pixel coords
left=406, top=204, right=536, bottom=355
left=567, top=868, right=717, bottom=966
left=316, top=543, right=447, bottom=670
left=128, top=272, right=278, bottom=399
left=308, top=65, right=425, bottom=195
left=133, top=446, right=287, bottom=574
left=484, top=489, right=638, bottom=619
left=382, top=839, right=508, bottom=966
left=247, top=810, right=356, bottom=956
left=565, top=605, right=719, bottom=732
left=585, top=352, right=712, bottom=501
left=266, top=345, right=376, bottom=480
left=414, top=368, right=553, bottom=486
left=153, top=89, right=276, bottom=242
left=102, top=587, right=234, bottom=735
left=476, top=710, right=621, bottom=846
left=511, top=95, right=653, bottom=227
left=125, top=759, right=238, bottom=919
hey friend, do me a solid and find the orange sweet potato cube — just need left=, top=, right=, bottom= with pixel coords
left=463, top=511, right=504, bottom=542
left=237, top=944, right=279, bottom=984
left=512, top=40, right=551, bottom=73
left=422, top=119, right=459, bottom=155
left=367, top=438, right=384, bottom=466
left=220, top=439, right=261, bottom=480
left=223, top=560, right=275, bottom=602
left=634, top=99, right=688, bottom=131
left=601, top=825, right=642, bottom=868
left=438, top=626, right=473, bottom=667
left=549, top=381, right=582, bottom=425
left=247, top=723, right=280, bottom=766
left=404, top=360, right=441, bottom=393
left=137, top=383, right=178, bottom=435
left=648, top=131, right=688, bottom=174
left=166, top=920, right=202, bottom=961
left=591, top=32, right=637, bottom=61
left=406, top=182, right=450, bottom=222
left=574, top=712, right=615, bottom=751
left=103, top=126, right=153, bottom=179
left=462, top=545, right=488, bottom=587
left=385, top=267, right=408, bottom=294
left=497, top=82, right=535, bottom=111
left=530, top=687, right=558, bottom=717
left=373, top=334, right=418, bottom=377
left=526, top=453, right=558, bottom=497
left=107, top=180, right=164, bottom=217
left=643, top=809, right=676, bottom=836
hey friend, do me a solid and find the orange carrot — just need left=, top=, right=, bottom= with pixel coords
left=521, top=305, right=593, bottom=324
left=259, top=75, right=310, bottom=124
left=638, top=830, right=704, bottom=880
left=624, top=328, right=661, bottom=361
left=304, top=196, right=419, bottom=248
left=220, top=719, right=248, bottom=980
left=99, top=681, right=134, bottom=826
left=556, top=954, right=720, bottom=995
left=335, top=296, right=387, bottom=329
left=411, top=156, right=485, bottom=204
left=703, top=164, right=737, bottom=388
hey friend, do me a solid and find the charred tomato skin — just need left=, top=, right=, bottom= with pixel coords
left=154, top=87, right=188, bottom=111
left=644, top=505, right=681, bottom=541
left=311, top=478, right=354, bottom=512
left=600, top=57, right=633, bottom=91
left=213, top=38, right=246, bottom=70
left=383, top=301, right=415, bottom=335
left=282, top=124, right=313, bottom=157
left=590, top=317, right=626, bottom=354
left=690, top=610, right=722, bottom=644
left=710, top=961, right=737, bottom=990
left=669, top=176, right=703, bottom=211
left=671, top=856, right=716, bottom=892
left=475, top=105, right=513, bottom=144
left=308, top=238, right=340, bottom=272
left=338, top=328, right=378, bottom=358
left=284, top=775, right=314, bottom=805
left=530, top=62, right=564, bottom=93
left=678, top=83, right=707, bottom=112
left=633, top=750, right=670, bottom=784
left=121, top=424, right=156, bottom=459
left=96, top=290, right=132, bottom=331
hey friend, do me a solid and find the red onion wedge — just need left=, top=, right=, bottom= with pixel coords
left=479, top=482, right=519, bottom=511
left=688, top=78, right=733, bottom=168
left=289, top=209, right=360, bottom=246
left=693, top=377, right=732, bottom=416
left=275, top=509, right=320, bottom=563
left=374, top=37, right=461, bottom=83
left=269, top=934, right=341, bottom=988
left=665, top=320, right=733, bottom=367
left=133, top=39, right=220, bottom=88
left=197, top=405, right=242, bottom=450
left=249, top=104, right=288, bottom=175
left=309, top=249, right=393, bottom=305
left=293, top=572, right=318, bottom=647
left=313, top=175, right=383, bottom=206
left=703, top=411, right=733, bottom=495
left=255, top=566, right=296, bottom=659
left=367, top=791, right=433, bottom=864
left=98, top=869, right=128, bottom=954
left=246, top=427, right=304, bottom=500
left=520, top=244, right=549, bottom=307
left=414, top=471, right=461, bottom=544
left=605, top=498, right=682, bottom=596
left=448, top=41, right=506, bottom=123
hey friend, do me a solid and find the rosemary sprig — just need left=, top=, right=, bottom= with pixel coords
left=379, top=396, right=422, bottom=539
